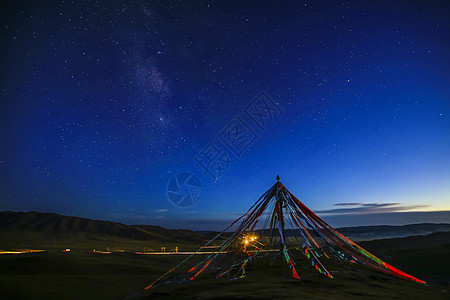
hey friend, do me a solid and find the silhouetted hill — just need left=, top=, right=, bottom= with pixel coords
left=245, top=223, right=450, bottom=241
left=359, top=231, right=450, bottom=286
left=360, top=231, right=450, bottom=252
left=0, top=211, right=206, bottom=249
left=0, top=211, right=157, bottom=240
left=132, top=224, right=207, bottom=243
left=338, top=223, right=450, bottom=240
left=1, top=211, right=449, bottom=250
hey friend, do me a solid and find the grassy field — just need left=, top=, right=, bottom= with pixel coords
left=1, top=231, right=449, bottom=300
left=0, top=229, right=202, bottom=253
left=0, top=246, right=448, bottom=300
left=0, top=251, right=198, bottom=300
left=360, top=232, right=450, bottom=287
left=139, top=258, right=449, bottom=300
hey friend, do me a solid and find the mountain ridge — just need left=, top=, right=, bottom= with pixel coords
left=0, top=210, right=206, bottom=245
left=1, top=210, right=449, bottom=246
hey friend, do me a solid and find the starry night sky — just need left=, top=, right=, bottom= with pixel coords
left=1, top=1, right=449, bottom=230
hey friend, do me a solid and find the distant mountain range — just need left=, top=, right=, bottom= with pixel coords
left=337, top=223, right=450, bottom=240
left=1, top=211, right=449, bottom=249
left=200, top=224, right=450, bottom=241
left=0, top=211, right=206, bottom=250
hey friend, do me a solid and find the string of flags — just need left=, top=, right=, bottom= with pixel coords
left=145, top=176, right=425, bottom=289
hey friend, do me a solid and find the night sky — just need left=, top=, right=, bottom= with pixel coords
left=1, top=1, right=449, bottom=230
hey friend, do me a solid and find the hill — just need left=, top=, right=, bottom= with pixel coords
left=0, top=211, right=449, bottom=299
left=0, top=211, right=206, bottom=251
left=1, top=210, right=449, bottom=251
left=360, top=231, right=450, bottom=252
left=338, top=223, right=450, bottom=240
left=359, top=231, right=450, bottom=285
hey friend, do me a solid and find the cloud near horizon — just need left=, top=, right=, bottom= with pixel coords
left=316, top=202, right=430, bottom=215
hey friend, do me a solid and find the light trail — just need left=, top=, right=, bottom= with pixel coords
left=0, top=250, right=45, bottom=254
left=135, top=250, right=279, bottom=255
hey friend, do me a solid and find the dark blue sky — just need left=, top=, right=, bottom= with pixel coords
left=1, top=1, right=449, bottom=230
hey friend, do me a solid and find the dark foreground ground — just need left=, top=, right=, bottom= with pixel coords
left=139, top=261, right=448, bottom=300
left=0, top=233, right=449, bottom=300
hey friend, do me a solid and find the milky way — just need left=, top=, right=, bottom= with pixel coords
left=1, top=1, right=449, bottom=229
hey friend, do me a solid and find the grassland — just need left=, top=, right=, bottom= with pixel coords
left=139, top=258, right=449, bottom=300
left=0, top=251, right=197, bottom=300
left=1, top=212, right=449, bottom=299
left=0, top=235, right=448, bottom=300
